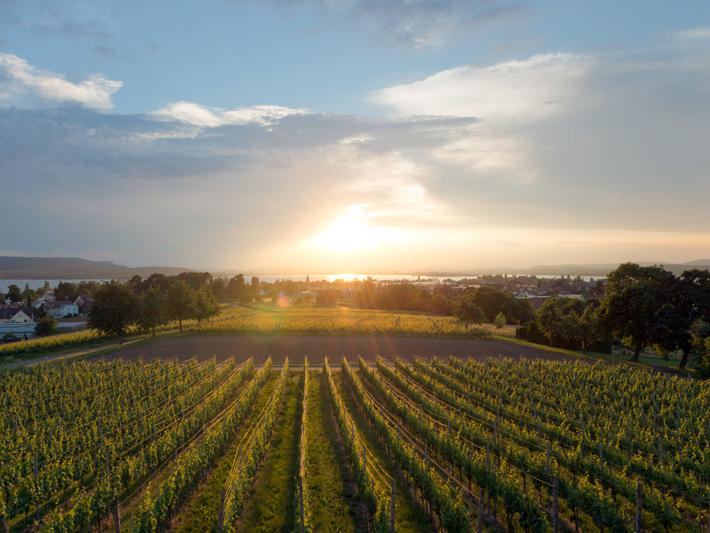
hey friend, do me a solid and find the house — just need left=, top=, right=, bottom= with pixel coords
left=40, top=300, right=79, bottom=319
left=74, top=295, right=94, bottom=314
left=0, top=305, right=36, bottom=339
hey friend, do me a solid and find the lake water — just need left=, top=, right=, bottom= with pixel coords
left=1, top=273, right=602, bottom=293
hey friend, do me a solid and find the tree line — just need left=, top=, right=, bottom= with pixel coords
left=89, top=276, right=219, bottom=337
left=517, top=263, right=710, bottom=374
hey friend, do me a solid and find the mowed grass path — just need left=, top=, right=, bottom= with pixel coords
left=335, top=371, right=432, bottom=532
left=304, top=370, right=363, bottom=532
left=171, top=374, right=279, bottom=532
left=234, top=374, right=302, bottom=532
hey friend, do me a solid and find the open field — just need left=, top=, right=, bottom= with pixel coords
left=0, top=356, right=707, bottom=532
left=0, top=304, right=489, bottom=362
left=106, top=334, right=573, bottom=365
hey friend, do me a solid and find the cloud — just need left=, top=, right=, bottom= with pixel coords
left=3, top=38, right=710, bottom=270
left=0, top=53, right=121, bottom=110
left=671, top=26, right=710, bottom=41
left=372, top=53, right=593, bottom=121
left=149, top=101, right=309, bottom=128
left=263, top=0, right=525, bottom=47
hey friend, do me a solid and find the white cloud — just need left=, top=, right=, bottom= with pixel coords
left=150, top=101, right=308, bottom=127
left=672, top=27, right=710, bottom=41
left=0, top=53, right=121, bottom=110
left=372, top=53, right=593, bottom=122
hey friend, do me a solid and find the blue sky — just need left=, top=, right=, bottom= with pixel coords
left=1, top=1, right=710, bottom=271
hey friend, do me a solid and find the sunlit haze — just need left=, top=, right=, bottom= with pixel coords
left=2, top=1, right=709, bottom=272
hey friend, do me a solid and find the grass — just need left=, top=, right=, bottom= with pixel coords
left=186, top=303, right=490, bottom=339
left=334, top=369, right=431, bottom=531
left=171, top=373, right=280, bottom=532
left=492, top=334, right=693, bottom=374
left=303, top=370, right=362, bottom=531
left=234, top=373, right=301, bottom=532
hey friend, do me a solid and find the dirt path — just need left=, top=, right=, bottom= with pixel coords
left=107, top=334, right=575, bottom=365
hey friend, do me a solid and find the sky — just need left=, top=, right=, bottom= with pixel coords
left=1, top=0, right=710, bottom=273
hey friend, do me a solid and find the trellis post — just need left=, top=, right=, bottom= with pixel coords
left=217, top=488, right=225, bottom=533
left=552, top=477, right=559, bottom=533
left=389, top=478, right=396, bottom=533
left=635, top=481, right=643, bottom=533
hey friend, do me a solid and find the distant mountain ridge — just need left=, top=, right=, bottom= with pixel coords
left=0, top=256, right=189, bottom=279
left=419, top=260, right=710, bottom=278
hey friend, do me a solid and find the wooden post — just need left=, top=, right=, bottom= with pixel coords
left=113, top=500, right=121, bottom=533
left=477, top=487, right=484, bottom=533
left=389, top=478, right=396, bottom=533
left=552, top=477, right=559, bottom=533
left=298, top=475, right=306, bottom=533
left=217, top=488, right=225, bottom=533
left=635, top=481, right=643, bottom=533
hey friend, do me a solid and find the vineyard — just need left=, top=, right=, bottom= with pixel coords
left=0, top=356, right=707, bottom=532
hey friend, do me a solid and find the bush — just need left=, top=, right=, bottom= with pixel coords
left=35, top=315, right=57, bottom=337
left=494, top=312, right=506, bottom=328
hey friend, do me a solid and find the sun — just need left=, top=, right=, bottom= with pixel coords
left=311, top=207, right=397, bottom=252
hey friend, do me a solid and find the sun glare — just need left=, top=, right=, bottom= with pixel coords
left=311, top=208, right=397, bottom=252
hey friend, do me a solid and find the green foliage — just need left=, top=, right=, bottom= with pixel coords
left=34, top=315, right=56, bottom=337
left=598, top=263, right=676, bottom=361
left=4, top=284, right=22, bottom=303
left=494, top=311, right=506, bottom=328
left=136, top=287, right=168, bottom=336
left=88, top=281, right=137, bottom=337
left=167, top=280, right=197, bottom=332
left=452, top=291, right=486, bottom=327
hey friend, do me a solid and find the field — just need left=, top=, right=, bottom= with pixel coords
left=0, top=304, right=489, bottom=362
left=1, top=355, right=707, bottom=532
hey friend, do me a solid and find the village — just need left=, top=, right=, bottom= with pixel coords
left=0, top=283, right=91, bottom=341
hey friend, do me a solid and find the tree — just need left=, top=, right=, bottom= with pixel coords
left=472, top=286, right=534, bottom=324
left=136, top=287, right=168, bottom=336
left=195, top=288, right=219, bottom=323
left=658, top=269, right=710, bottom=368
left=22, top=284, right=37, bottom=306
left=88, top=282, right=137, bottom=337
left=598, top=263, right=675, bottom=362
left=452, top=291, right=487, bottom=328
left=34, top=315, right=57, bottom=337
left=5, top=284, right=22, bottom=303
left=431, top=294, right=452, bottom=315
left=697, top=338, right=710, bottom=379
left=167, top=280, right=196, bottom=333
left=494, top=312, right=506, bottom=329
left=250, top=276, right=260, bottom=300
left=315, top=288, right=340, bottom=307
left=54, top=281, right=78, bottom=301
left=228, top=274, right=250, bottom=303
left=355, top=278, right=376, bottom=308
left=537, top=297, right=586, bottom=348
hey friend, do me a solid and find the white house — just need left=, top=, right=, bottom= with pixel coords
left=41, top=300, right=79, bottom=319
left=0, top=309, right=36, bottom=338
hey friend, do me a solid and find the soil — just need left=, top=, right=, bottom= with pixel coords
left=106, top=334, right=576, bottom=365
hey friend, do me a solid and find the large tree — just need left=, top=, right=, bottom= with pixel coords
left=598, top=263, right=675, bottom=362
left=657, top=269, right=710, bottom=368
left=537, top=297, right=585, bottom=348
left=194, top=288, right=219, bottom=323
left=88, top=282, right=137, bottom=337
left=5, top=284, right=22, bottom=303
left=452, top=291, right=487, bottom=329
left=136, top=287, right=168, bottom=336
left=167, top=280, right=197, bottom=333
left=472, top=286, right=534, bottom=324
